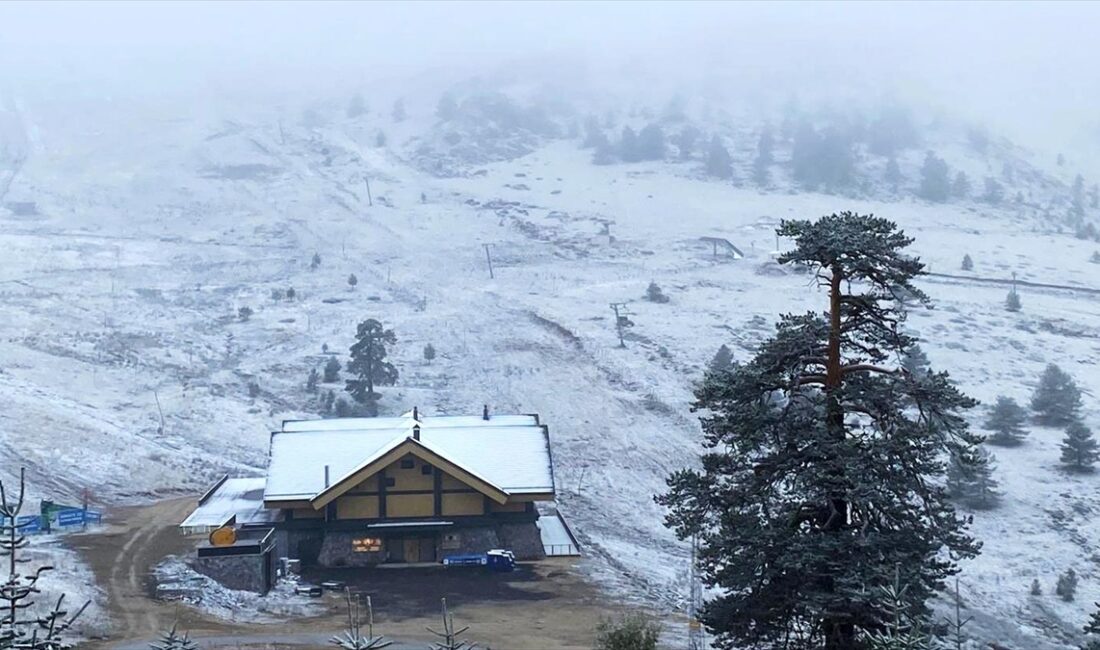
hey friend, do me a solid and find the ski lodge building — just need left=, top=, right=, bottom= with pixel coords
left=181, top=408, right=576, bottom=584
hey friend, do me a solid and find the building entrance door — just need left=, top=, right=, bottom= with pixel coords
left=397, top=536, right=437, bottom=563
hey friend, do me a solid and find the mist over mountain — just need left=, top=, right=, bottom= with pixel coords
left=2, top=3, right=1100, bottom=649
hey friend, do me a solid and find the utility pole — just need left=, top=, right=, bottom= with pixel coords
left=609, top=302, right=632, bottom=348
left=483, top=243, right=495, bottom=279
left=364, top=175, right=373, bottom=207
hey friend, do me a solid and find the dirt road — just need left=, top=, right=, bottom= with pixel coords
left=70, top=497, right=644, bottom=649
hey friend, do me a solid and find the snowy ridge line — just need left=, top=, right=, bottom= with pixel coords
left=925, top=272, right=1100, bottom=298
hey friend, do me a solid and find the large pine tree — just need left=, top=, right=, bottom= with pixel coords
left=345, top=319, right=398, bottom=403
left=658, top=212, right=981, bottom=649
left=1030, top=364, right=1083, bottom=426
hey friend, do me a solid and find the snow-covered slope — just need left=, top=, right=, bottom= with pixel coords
left=1, top=92, right=1098, bottom=647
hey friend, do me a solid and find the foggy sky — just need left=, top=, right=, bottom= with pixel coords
left=2, top=1, right=1098, bottom=161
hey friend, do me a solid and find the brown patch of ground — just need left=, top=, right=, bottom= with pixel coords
left=70, top=497, right=647, bottom=649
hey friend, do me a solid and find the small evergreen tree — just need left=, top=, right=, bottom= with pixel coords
left=591, top=130, right=615, bottom=165
left=436, top=93, right=458, bottom=121
left=423, top=343, right=436, bottom=365
left=324, top=357, right=341, bottom=383
left=704, top=136, right=733, bottom=180
left=322, top=389, right=336, bottom=413
left=582, top=115, right=604, bottom=148
left=952, top=171, right=972, bottom=199
left=983, top=177, right=1004, bottom=205
left=619, top=126, right=639, bottom=162
left=1005, top=287, right=1021, bottom=312
left=150, top=623, right=200, bottom=650
left=861, top=573, right=935, bottom=650
left=306, top=368, right=319, bottom=393
left=345, top=318, right=398, bottom=403
left=753, top=127, right=774, bottom=186
left=946, top=446, right=1001, bottom=510
left=918, top=151, right=950, bottom=202
left=331, top=592, right=390, bottom=650
left=594, top=613, right=661, bottom=650
left=1072, top=174, right=1086, bottom=219
left=427, top=598, right=477, bottom=650
left=347, top=93, right=367, bottom=119
left=1, top=469, right=90, bottom=650
left=1030, top=364, right=1083, bottom=426
left=311, top=252, right=321, bottom=270
left=286, top=287, right=296, bottom=300
left=1060, top=421, right=1098, bottom=472
left=984, top=396, right=1028, bottom=446
left=675, top=125, right=700, bottom=160
left=636, top=124, right=666, bottom=161
left=1029, top=579, right=1041, bottom=596
left=644, top=281, right=669, bottom=303
left=1056, top=568, right=1077, bottom=601
left=901, top=344, right=930, bottom=377
left=334, top=397, right=352, bottom=417
left=348, top=273, right=358, bottom=289
left=392, top=98, right=406, bottom=122
left=961, top=253, right=973, bottom=271
left=884, top=156, right=903, bottom=190
left=708, top=344, right=734, bottom=373
left=248, top=381, right=260, bottom=398
left=238, top=306, right=253, bottom=321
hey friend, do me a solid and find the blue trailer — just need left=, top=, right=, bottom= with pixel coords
left=442, top=549, right=515, bottom=572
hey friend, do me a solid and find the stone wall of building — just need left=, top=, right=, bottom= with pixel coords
left=192, top=552, right=271, bottom=593
left=317, top=531, right=389, bottom=567
left=498, top=521, right=545, bottom=560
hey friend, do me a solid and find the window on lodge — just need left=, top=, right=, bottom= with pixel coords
left=421, top=463, right=433, bottom=475
left=400, top=459, right=415, bottom=469
left=352, top=537, right=383, bottom=553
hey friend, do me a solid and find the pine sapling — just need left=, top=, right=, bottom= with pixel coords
left=1031, top=364, right=1083, bottom=426
left=427, top=598, right=477, bottom=650
left=984, top=396, right=1028, bottom=446
left=1005, top=288, right=1021, bottom=312
left=1060, top=421, right=1099, bottom=472
left=644, top=281, right=670, bottom=303
left=708, top=344, right=734, bottom=374
left=331, top=591, right=391, bottom=649
left=1, top=468, right=90, bottom=650
left=149, top=623, right=199, bottom=650
left=1056, top=568, right=1078, bottom=602
left=324, top=357, right=342, bottom=383
left=1029, top=579, right=1041, bottom=596
left=961, top=253, right=973, bottom=271
left=423, top=343, right=437, bottom=365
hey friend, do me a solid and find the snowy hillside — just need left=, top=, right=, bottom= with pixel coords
left=2, top=89, right=1099, bottom=647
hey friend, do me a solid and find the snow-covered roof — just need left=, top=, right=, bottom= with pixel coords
left=180, top=477, right=275, bottom=532
left=264, top=412, right=554, bottom=503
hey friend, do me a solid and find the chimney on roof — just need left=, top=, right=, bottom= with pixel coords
left=413, top=406, right=419, bottom=421
left=324, top=464, right=330, bottom=488
left=413, top=424, right=421, bottom=441
left=483, top=404, right=490, bottom=421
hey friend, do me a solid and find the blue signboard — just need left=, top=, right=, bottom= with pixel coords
left=15, top=515, right=41, bottom=533
left=2, top=509, right=102, bottom=533
left=57, top=509, right=86, bottom=527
